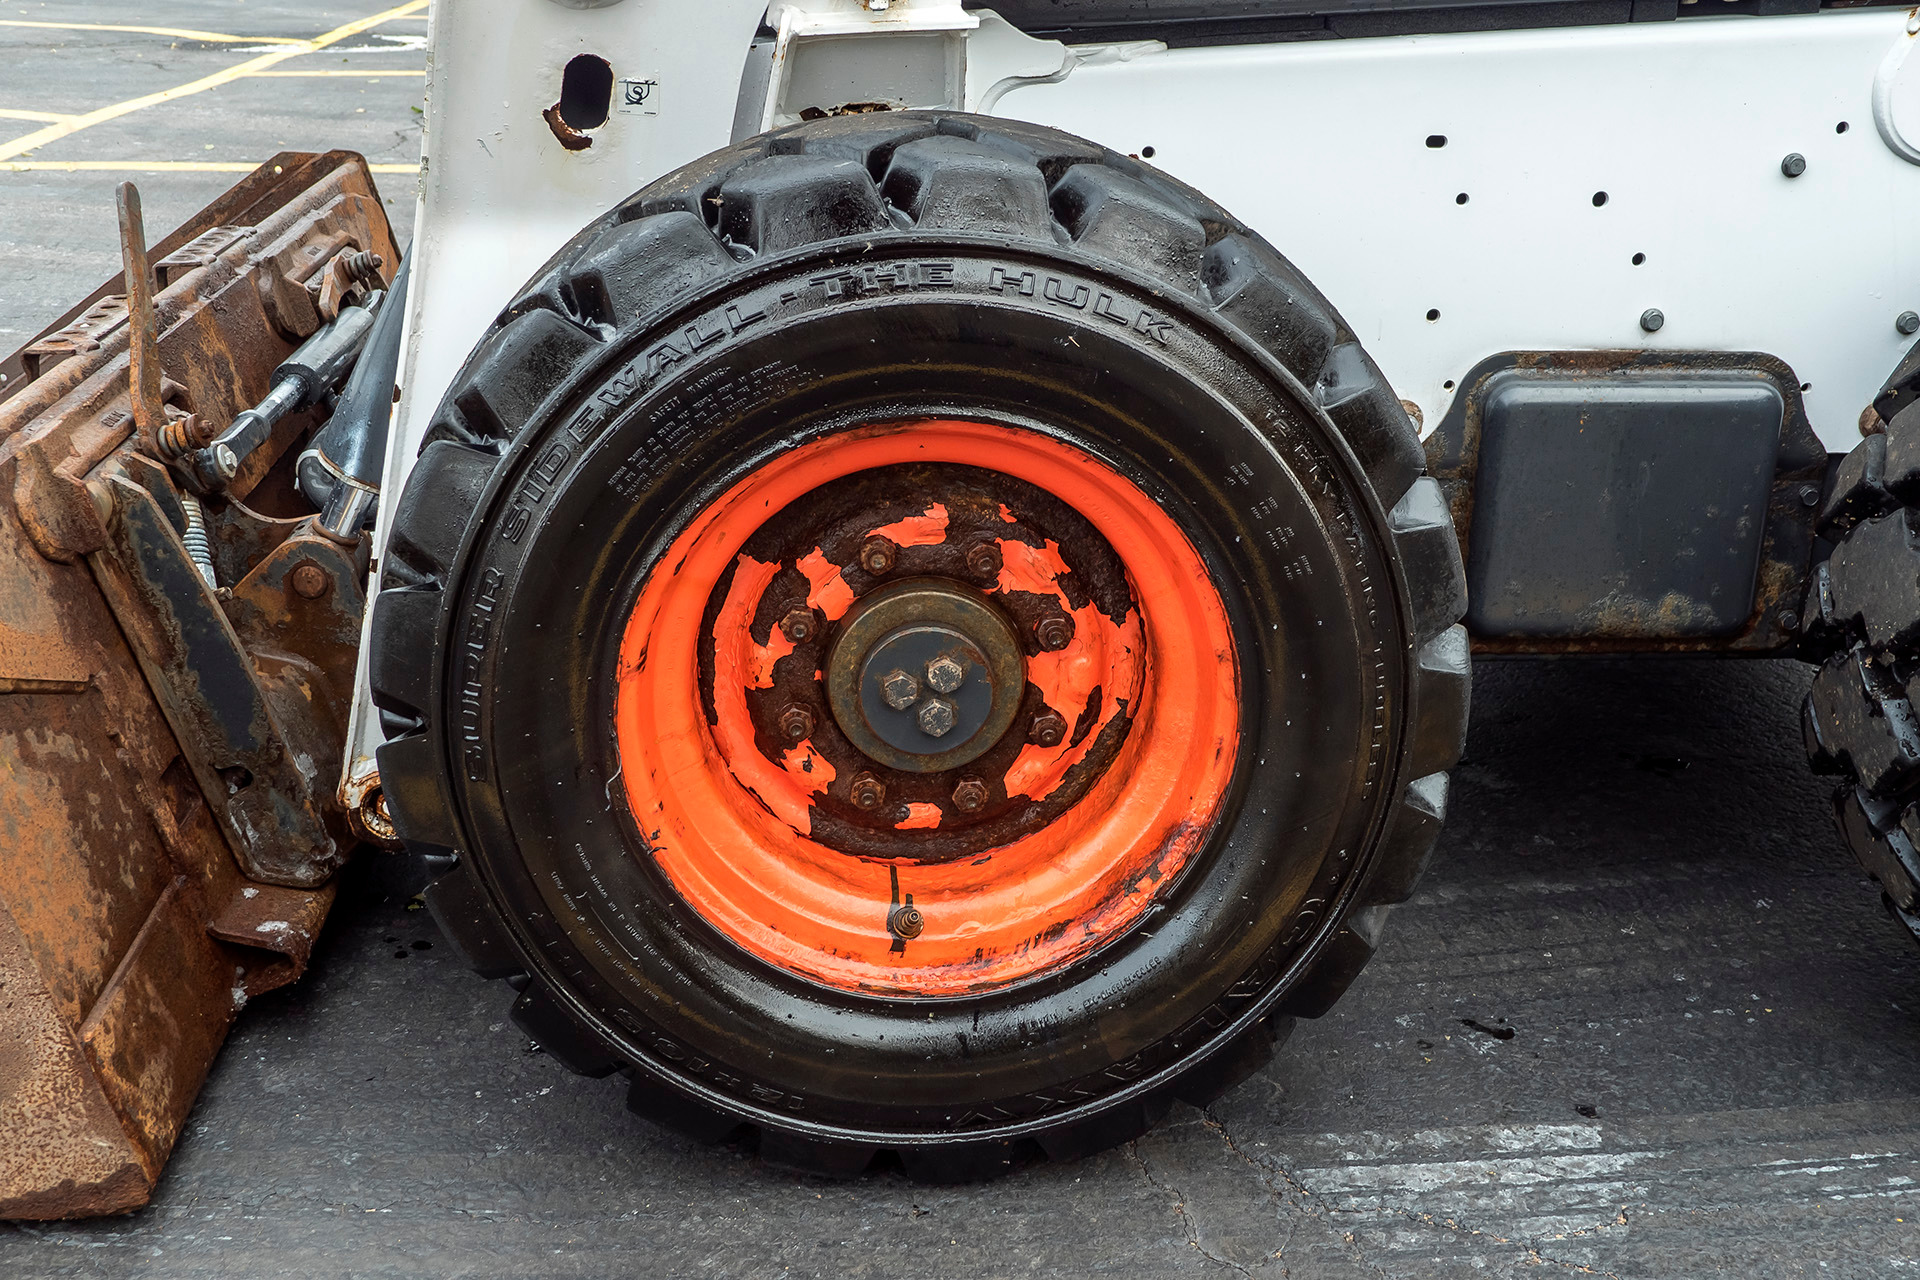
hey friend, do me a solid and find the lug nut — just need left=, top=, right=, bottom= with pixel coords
left=850, top=771, right=887, bottom=811
left=859, top=537, right=897, bottom=576
left=778, top=704, right=814, bottom=742
left=881, top=668, right=920, bottom=710
left=290, top=562, right=328, bottom=600
left=925, top=655, right=965, bottom=694
left=952, top=777, right=989, bottom=813
left=779, top=606, right=816, bottom=643
left=889, top=904, right=925, bottom=939
left=1029, top=710, right=1067, bottom=747
left=917, top=697, right=957, bottom=738
left=1033, top=613, right=1075, bottom=652
left=965, top=542, right=1002, bottom=580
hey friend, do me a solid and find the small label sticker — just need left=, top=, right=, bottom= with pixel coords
left=616, top=77, right=659, bottom=116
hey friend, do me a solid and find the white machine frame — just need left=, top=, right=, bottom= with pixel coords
left=342, top=0, right=1920, bottom=808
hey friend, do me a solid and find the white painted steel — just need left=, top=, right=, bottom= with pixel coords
left=344, top=1, right=1920, bottom=799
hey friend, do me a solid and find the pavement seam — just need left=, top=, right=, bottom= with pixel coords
left=1204, top=1111, right=1393, bottom=1279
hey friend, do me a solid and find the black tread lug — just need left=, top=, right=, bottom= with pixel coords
left=619, top=138, right=767, bottom=225
left=756, top=1131, right=877, bottom=1178
left=510, top=983, right=622, bottom=1079
left=1872, top=334, right=1920, bottom=424
left=567, top=211, right=736, bottom=330
left=1885, top=402, right=1920, bottom=505
left=450, top=308, right=601, bottom=443
left=1031, top=1093, right=1174, bottom=1162
left=366, top=586, right=439, bottom=717
left=1826, top=511, right=1920, bottom=650
left=384, top=440, right=497, bottom=581
left=1048, top=163, right=1207, bottom=294
left=1170, top=1014, right=1290, bottom=1108
left=1818, top=432, right=1893, bottom=536
left=1275, top=905, right=1389, bottom=1019
left=969, top=117, right=1106, bottom=185
left=780, top=112, right=939, bottom=176
left=625, top=1072, right=745, bottom=1144
left=1388, top=477, right=1469, bottom=643
left=881, top=134, right=1052, bottom=235
left=375, top=732, right=460, bottom=851
left=1317, top=342, right=1426, bottom=507
left=1203, top=234, right=1336, bottom=384
left=1806, top=655, right=1920, bottom=794
left=1360, top=772, right=1449, bottom=907
left=423, top=858, right=525, bottom=981
left=717, top=154, right=889, bottom=255
left=1835, top=788, right=1920, bottom=912
left=1410, top=625, right=1470, bottom=776
left=1804, top=688, right=1843, bottom=775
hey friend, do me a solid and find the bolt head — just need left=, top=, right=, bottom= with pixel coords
left=1781, top=152, right=1807, bottom=178
left=889, top=904, right=924, bottom=939
left=290, top=563, right=328, bottom=599
left=881, top=669, right=920, bottom=710
left=850, top=772, right=886, bottom=811
left=1639, top=308, right=1665, bottom=334
left=917, top=697, right=957, bottom=738
left=925, top=655, right=965, bottom=695
left=778, top=704, right=814, bottom=742
left=213, top=443, right=238, bottom=478
left=859, top=537, right=897, bottom=576
left=952, top=778, right=989, bottom=813
left=1034, top=614, right=1075, bottom=652
left=1030, top=710, right=1067, bottom=747
left=1898, top=311, right=1920, bottom=337
left=779, top=607, right=816, bottom=643
left=965, top=542, right=1002, bottom=580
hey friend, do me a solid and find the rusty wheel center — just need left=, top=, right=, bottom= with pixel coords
left=826, top=579, right=1025, bottom=775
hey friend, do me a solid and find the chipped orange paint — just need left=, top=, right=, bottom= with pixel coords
left=781, top=742, right=837, bottom=794
left=867, top=502, right=949, bottom=548
left=613, top=419, right=1238, bottom=997
left=796, top=547, right=856, bottom=621
left=895, top=803, right=943, bottom=830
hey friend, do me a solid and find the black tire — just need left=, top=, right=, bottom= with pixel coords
left=1802, top=389, right=1920, bottom=945
left=370, top=112, right=1469, bottom=1178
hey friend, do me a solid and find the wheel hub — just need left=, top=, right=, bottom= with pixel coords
left=827, top=579, right=1025, bottom=774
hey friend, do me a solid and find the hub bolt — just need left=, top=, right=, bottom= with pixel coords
left=778, top=704, right=814, bottom=742
left=290, top=562, right=328, bottom=600
left=965, top=542, right=1002, bottom=580
left=881, top=669, right=920, bottom=710
left=779, top=606, right=816, bottom=643
left=889, top=904, right=925, bottom=939
left=925, top=655, right=965, bottom=694
left=850, top=771, right=887, bottom=811
left=917, top=698, right=957, bottom=738
left=952, top=777, right=989, bottom=813
left=1033, top=613, right=1075, bottom=652
left=1029, top=710, right=1067, bottom=747
left=859, top=537, right=897, bottom=576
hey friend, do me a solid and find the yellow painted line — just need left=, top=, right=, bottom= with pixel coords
left=0, top=108, right=75, bottom=123
left=0, top=0, right=430, bottom=164
left=0, top=19, right=305, bottom=45
left=247, top=69, right=427, bottom=78
left=3, top=160, right=419, bottom=174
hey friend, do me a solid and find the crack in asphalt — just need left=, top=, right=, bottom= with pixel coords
left=1205, top=1109, right=1390, bottom=1279
left=1125, top=1136, right=1257, bottom=1277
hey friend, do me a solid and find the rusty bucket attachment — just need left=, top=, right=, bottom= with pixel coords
left=0, top=153, right=398, bottom=1218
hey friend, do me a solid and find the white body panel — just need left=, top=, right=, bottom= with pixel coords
left=343, top=0, right=1920, bottom=800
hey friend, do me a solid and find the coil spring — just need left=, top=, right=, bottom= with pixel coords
left=343, top=249, right=385, bottom=289
left=157, top=415, right=198, bottom=459
left=179, top=493, right=217, bottom=589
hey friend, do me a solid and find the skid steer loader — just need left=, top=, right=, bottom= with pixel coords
left=7, top=0, right=1920, bottom=1214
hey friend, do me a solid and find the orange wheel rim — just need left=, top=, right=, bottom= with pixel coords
left=613, top=419, right=1239, bottom=996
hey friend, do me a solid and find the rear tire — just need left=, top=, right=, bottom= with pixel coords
left=1801, top=395, right=1920, bottom=944
left=370, top=112, right=1469, bottom=1177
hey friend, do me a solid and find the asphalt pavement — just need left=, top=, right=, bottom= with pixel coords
left=2, top=5, right=1918, bottom=1277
